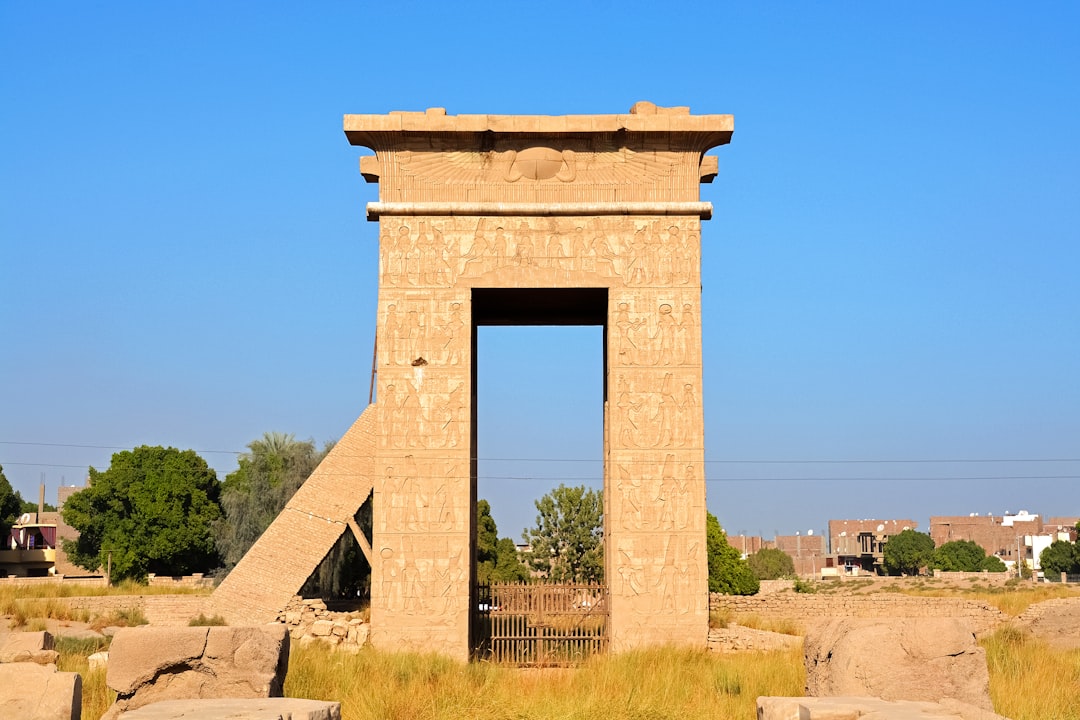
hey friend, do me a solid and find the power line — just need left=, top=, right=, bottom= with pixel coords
left=1, top=441, right=1077, bottom=465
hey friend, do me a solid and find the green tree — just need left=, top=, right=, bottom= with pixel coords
left=1039, top=540, right=1080, bottom=578
left=213, top=432, right=332, bottom=570
left=981, top=554, right=1007, bottom=572
left=62, top=446, right=222, bottom=582
left=492, top=537, right=531, bottom=583
left=0, top=465, right=23, bottom=539
left=707, top=512, right=759, bottom=595
left=523, top=484, right=603, bottom=583
left=931, top=539, right=993, bottom=572
left=882, top=529, right=935, bottom=576
left=476, top=499, right=499, bottom=580
left=19, top=498, right=57, bottom=515
left=746, top=547, right=795, bottom=580
left=476, top=500, right=529, bottom=583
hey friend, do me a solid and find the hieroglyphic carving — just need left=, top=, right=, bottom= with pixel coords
left=612, top=372, right=701, bottom=450
left=613, top=534, right=703, bottom=616
left=379, top=216, right=700, bottom=289
left=376, top=535, right=469, bottom=621
left=612, top=299, right=700, bottom=367
left=612, top=453, right=702, bottom=532
left=378, top=455, right=468, bottom=534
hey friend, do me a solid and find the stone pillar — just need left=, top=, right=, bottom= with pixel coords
left=370, top=216, right=474, bottom=659
left=605, top=217, right=708, bottom=651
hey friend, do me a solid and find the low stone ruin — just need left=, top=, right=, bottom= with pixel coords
left=278, top=596, right=369, bottom=652
left=804, top=618, right=993, bottom=710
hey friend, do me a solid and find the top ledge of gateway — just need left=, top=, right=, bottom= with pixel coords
left=343, top=101, right=733, bottom=143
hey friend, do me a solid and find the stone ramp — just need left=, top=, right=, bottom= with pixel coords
left=212, top=406, right=376, bottom=625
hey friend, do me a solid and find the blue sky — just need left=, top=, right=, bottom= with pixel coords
left=2, top=3, right=1077, bottom=542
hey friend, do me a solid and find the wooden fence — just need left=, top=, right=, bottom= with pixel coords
left=472, top=582, right=608, bottom=665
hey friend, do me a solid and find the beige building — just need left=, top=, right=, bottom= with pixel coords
left=828, top=519, right=918, bottom=574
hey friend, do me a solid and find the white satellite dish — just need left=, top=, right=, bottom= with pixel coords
left=876, top=524, right=885, bottom=533
left=18, top=513, right=32, bottom=525
left=840, top=531, right=847, bottom=537
left=807, top=529, right=814, bottom=536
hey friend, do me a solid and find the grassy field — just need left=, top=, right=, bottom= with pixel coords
left=284, top=643, right=805, bottom=720
left=25, top=578, right=1080, bottom=720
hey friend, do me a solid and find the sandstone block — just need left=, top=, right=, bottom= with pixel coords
left=0, top=662, right=82, bottom=720
left=804, top=619, right=992, bottom=710
left=118, top=697, right=340, bottom=720
left=0, top=630, right=59, bottom=664
left=311, top=620, right=333, bottom=636
left=758, top=696, right=1007, bottom=720
left=89, top=651, right=109, bottom=670
left=102, top=625, right=289, bottom=720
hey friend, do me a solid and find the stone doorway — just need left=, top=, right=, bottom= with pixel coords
left=213, top=103, right=732, bottom=663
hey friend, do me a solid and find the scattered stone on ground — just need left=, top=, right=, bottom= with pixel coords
left=1013, top=597, right=1080, bottom=650
left=804, top=618, right=993, bottom=710
left=707, top=624, right=800, bottom=653
left=278, top=596, right=370, bottom=651
left=0, top=630, right=60, bottom=665
left=101, top=625, right=289, bottom=720
left=115, top=698, right=341, bottom=720
left=0, top=661, right=82, bottom=720
left=758, top=696, right=1007, bottom=720
left=88, top=650, right=109, bottom=670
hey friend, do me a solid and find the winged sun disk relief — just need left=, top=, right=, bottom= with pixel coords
left=390, top=147, right=678, bottom=184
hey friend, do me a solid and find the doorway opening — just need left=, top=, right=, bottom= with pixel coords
left=470, top=288, right=608, bottom=663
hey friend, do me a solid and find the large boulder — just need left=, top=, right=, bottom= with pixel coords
left=102, top=625, right=289, bottom=720
left=116, top=698, right=340, bottom=720
left=0, top=662, right=82, bottom=720
left=758, top=696, right=1006, bottom=720
left=804, top=618, right=992, bottom=710
left=0, top=630, right=60, bottom=665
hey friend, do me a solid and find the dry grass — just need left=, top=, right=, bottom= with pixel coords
left=284, top=643, right=805, bottom=720
left=0, top=579, right=209, bottom=601
left=895, top=581, right=1080, bottom=615
left=983, top=625, right=1080, bottom=720
left=735, top=614, right=803, bottom=636
left=188, top=612, right=228, bottom=626
left=56, top=636, right=116, bottom=720
left=710, top=607, right=732, bottom=629
left=89, top=606, right=148, bottom=631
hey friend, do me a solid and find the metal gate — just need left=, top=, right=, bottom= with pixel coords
left=472, top=582, right=608, bottom=665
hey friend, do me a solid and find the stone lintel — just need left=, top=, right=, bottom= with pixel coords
left=344, top=107, right=733, bottom=148
left=366, top=201, right=713, bottom=221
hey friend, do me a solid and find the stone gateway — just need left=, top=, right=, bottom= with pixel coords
left=213, top=102, right=733, bottom=661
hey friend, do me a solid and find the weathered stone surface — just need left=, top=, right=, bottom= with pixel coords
left=0, top=662, right=82, bottom=720
left=118, top=698, right=340, bottom=720
left=707, top=625, right=801, bottom=653
left=1014, top=597, right=1080, bottom=650
left=804, top=619, right=992, bottom=710
left=88, top=651, right=109, bottom=670
left=758, top=696, right=1007, bottom=720
left=102, top=625, right=289, bottom=720
left=0, top=629, right=59, bottom=664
